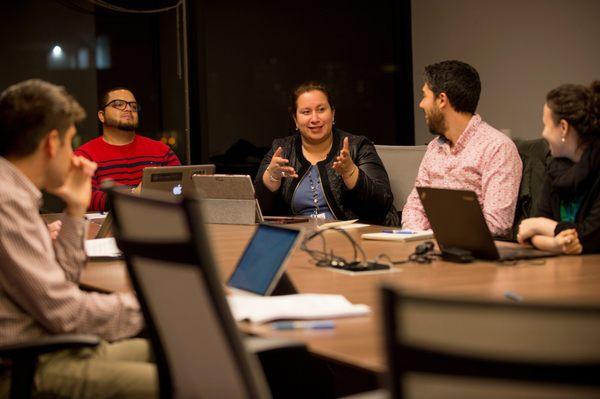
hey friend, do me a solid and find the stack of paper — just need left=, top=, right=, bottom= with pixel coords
left=84, top=212, right=108, bottom=220
left=227, top=294, right=370, bottom=324
left=361, top=229, right=433, bottom=242
left=316, top=219, right=360, bottom=230
left=84, top=237, right=122, bottom=259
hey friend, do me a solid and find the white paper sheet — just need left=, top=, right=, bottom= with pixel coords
left=84, top=237, right=122, bottom=258
left=227, top=293, right=370, bottom=324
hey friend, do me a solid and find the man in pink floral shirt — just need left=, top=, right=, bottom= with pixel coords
left=402, top=60, right=522, bottom=238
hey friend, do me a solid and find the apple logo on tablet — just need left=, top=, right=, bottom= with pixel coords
left=172, top=184, right=183, bottom=196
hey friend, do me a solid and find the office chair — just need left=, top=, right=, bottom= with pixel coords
left=511, top=138, right=551, bottom=240
left=374, top=145, right=427, bottom=212
left=0, top=334, right=100, bottom=399
left=109, top=189, right=271, bottom=398
left=378, top=285, right=600, bottom=399
left=109, top=189, right=313, bottom=399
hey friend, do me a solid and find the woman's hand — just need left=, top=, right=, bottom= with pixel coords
left=555, top=229, right=583, bottom=255
left=332, top=137, right=359, bottom=189
left=517, top=218, right=539, bottom=244
left=262, top=147, right=298, bottom=192
left=517, top=217, right=558, bottom=244
left=529, top=228, right=583, bottom=255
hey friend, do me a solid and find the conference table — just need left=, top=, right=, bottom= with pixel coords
left=81, top=221, right=600, bottom=381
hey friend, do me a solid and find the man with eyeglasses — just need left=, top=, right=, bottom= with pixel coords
left=74, top=87, right=180, bottom=211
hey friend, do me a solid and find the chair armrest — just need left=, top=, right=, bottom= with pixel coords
left=0, top=334, right=101, bottom=360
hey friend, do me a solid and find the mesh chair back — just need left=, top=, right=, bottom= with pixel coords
left=110, top=190, right=270, bottom=399
left=382, top=286, right=600, bottom=399
left=374, top=145, right=427, bottom=211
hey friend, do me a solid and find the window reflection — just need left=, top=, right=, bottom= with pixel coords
left=46, top=36, right=111, bottom=71
left=77, top=48, right=90, bottom=70
left=95, top=35, right=111, bottom=70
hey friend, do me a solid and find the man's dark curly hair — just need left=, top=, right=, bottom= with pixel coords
left=424, top=60, right=481, bottom=115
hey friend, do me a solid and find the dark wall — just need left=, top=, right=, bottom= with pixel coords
left=0, top=0, right=187, bottom=211
left=0, top=0, right=98, bottom=147
left=1, top=0, right=413, bottom=174
left=94, top=13, right=163, bottom=137
left=0, top=0, right=187, bottom=162
left=189, top=0, right=413, bottom=165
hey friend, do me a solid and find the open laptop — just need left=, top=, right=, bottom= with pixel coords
left=94, top=211, right=113, bottom=239
left=192, top=174, right=264, bottom=224
left=141, top=164, right=215, bottom=198
left=227, top=224, right=302, bottom=296
left=193, top=174, right=310, bottom=225
left=417, top=187, right=555, bottom=261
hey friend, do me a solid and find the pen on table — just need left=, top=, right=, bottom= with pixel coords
left=271, top=320, right=336, bottom=330
left=381, top=229, right=416, bottom=234
left=504, top=290, right=523, bottom=302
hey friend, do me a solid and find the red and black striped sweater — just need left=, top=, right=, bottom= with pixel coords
left=74, top=134, right=180, bottom=211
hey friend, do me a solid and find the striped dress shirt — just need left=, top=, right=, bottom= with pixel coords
left=0, top=157, right=143, bottom=344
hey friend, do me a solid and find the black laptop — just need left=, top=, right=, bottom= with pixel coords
left=417, top=187, right=555, bottom=261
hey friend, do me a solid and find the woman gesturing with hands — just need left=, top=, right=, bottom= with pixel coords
left=262, top=146, right=298, bottom=191
left=332, top=137, right=359, bottom=190
left=255, top=81, right=399, bottom=226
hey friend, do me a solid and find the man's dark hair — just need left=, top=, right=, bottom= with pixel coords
left=98, top=86, right=132, bottom=110
left=424, top=60, right=481, bottom=114
left=0, top=79, right=85, bottom=157
left=289, top=81, right=335, bottom=117
left=546, top=81, right=600, bottom=146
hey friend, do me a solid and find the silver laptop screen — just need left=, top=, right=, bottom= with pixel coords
left=227, top=225, right=300, bottom=295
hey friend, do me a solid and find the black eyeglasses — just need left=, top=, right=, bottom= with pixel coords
left=103, top=99, right=140, bottom=112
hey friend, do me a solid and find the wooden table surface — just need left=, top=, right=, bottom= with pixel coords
left=81, top=222, right=600, bottom=374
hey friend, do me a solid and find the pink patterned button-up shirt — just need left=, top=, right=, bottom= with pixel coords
left=402, top=114, right=522, bottom=238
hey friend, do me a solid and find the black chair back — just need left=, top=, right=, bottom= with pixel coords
left=381, top=285, right=600, bottom=399
left=109, top=189, right=270, bottom=399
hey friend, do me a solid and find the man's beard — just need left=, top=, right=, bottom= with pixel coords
left=425, top=107, right=446, bottom=137
left=104, top=115, right=138, bottom=132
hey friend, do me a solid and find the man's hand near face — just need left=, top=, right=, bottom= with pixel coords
left=49, top=156, right=97, bottom=218
left=47, top=220, right=62, bottom=240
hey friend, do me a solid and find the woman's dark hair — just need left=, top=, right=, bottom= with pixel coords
left=424, top=60, right=481, bottom=115
left=289, top=81, right=335, bottom=117
left=546, top=81, right=600, bottom=145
